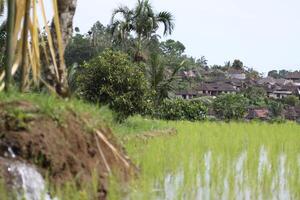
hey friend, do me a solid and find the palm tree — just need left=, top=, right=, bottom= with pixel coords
left=49, top=0, right=78, bottom=96
left=147, top=40, right=184, bottom=104
left=0, top=0, right=77, bottom=96
left=111, top=0, right=174, bottom=62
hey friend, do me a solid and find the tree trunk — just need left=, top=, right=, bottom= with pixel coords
left=20, top=0, right=31, bottom=92
left=4, top=0, right=15, bottom=92
left=48, top=0, right=77, bottom=97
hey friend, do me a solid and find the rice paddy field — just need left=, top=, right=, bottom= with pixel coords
left=110, top=121, right=300, bottom=200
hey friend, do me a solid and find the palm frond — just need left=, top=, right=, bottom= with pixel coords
left=111, top=6, right=132, bottom=23
left=0, top=0, right=69, bottom=94
left=157, top=11, right=175, bottom=35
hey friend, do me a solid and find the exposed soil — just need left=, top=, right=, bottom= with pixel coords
left=0, top=101, right=137, bottom=199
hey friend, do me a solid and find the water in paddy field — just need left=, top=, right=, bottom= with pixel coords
left=158, top=147, right=292, bottom=200
left=143, top=147, right=298, bottom=200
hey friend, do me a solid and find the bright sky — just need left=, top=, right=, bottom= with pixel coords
left=73, top=0, right=300, bottom=74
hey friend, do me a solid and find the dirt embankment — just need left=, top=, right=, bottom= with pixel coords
left=0, top=101, right=136, bottom=199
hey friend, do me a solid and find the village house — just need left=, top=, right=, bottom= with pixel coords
left=257, top=77, right=276, bottom=85
left=178, top=70, right=197, bottom=79
left=266, top=85, right=300, bottom=99
left=227, top=69, right=246, bottom=80
left=285, top=71, right=300, bottom=82
left=197, top=83, right=237, bottom=96
left=175, top=90, right=198, bottom=99
left=246, top=108, right=270, bottom=120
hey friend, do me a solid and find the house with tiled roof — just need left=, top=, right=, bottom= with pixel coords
left=227, top=68, right=246, bottom=80
left=175, top=90, right=198, bottom=99
left=285, top=71, right=300, bottom=82
left=246, top=108, right=270, bottom=120
left=197, top=83, right=237, bottom=96
left=267, top=84, right=300, bottom=99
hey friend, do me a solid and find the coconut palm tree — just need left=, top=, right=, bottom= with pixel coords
left=111, top=0, right=174, bottom=62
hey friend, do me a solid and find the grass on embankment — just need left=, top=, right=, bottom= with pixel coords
left=0, top=91, right=170, bottom=137
left=0, top=91, right=171, bottom=200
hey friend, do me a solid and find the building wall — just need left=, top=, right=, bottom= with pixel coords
left=228, top=73, right=246, bottom=80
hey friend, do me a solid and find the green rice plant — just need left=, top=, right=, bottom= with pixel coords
left=111, top=120, right=300, bottom=199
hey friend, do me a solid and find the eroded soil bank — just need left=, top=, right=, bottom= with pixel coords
left=0, top=100, right=136, bottom=199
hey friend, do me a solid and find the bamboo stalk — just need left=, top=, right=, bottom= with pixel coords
left=94, top=134, right=111, bottom=173
left=95, top=130, right=130, bottom=168
left=4, top=0, right=15, bottom=92
left=20, top=0, right=31, bottom=92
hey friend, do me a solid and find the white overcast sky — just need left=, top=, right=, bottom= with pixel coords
left=72, top=0, right=300, bottom=74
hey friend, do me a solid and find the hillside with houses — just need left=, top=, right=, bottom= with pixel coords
left=174, top=66, right=300, bottom=121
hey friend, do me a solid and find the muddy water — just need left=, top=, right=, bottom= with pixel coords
left=156, top=147, right=293, bottom=200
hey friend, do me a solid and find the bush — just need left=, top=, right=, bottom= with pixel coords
left=242, top=86, right=267, bottom=106
left=281, top=95, right=300, bottom=107
left=267, top=100, right=284, bottom=117
left=155, top=99, right=207, bottom=121
left=78, top=50, right=148, bottom=121
left=212, top=94, right=248, bottom=120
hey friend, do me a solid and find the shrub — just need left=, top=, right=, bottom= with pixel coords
left=212, top=94, right=248, bottom=120
left=155, top=99, right=207, bottom=121
left=267, top=100, right=284, bottom=117
left=78, top=50, right=148, bottom=121
left=242, top=86, right=267, bottom=106
left=281, top=95, right=300, bottom=107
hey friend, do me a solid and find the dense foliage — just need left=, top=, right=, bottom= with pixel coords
left=78, top=50, right=148, bottom=121
left=213, top=94, right=249, bottom=120
left=281, top=95, right=300, bottom=107
left=155, top=99, right=207, bottom=121
left=267, top=100, right=284, bottom=117
left=243, top=86, right=267, bottom=106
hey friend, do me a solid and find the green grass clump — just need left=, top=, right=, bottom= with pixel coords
left=0, top=91, right=168, bottom=136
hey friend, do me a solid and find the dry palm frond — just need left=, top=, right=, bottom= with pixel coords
left=0, top=0, right=66, bottom=93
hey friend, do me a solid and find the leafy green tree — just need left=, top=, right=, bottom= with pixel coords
left=156, top=99, right=207, bottom=121
left=278, top=70, right=289, bottom=78
left=243, top=86, right=266, bottom=106
left=196, top=56, right=208, bottom=69
left=232, top=59, right=244, bottom=70
left=268, top=70, right=279, bottom=78
left=160, top=39, right=185, bottom=56
left=213, top=94, right=248, bottom=120
left=111, top=0, right=174, bottom=61
left=89, top=21, right=112, bottom=48
left=246, top=67, right=261, bottom=79
left=65, top=34, right=96, bottom=66
left=65, top=22, right=113, bottom=67
left=224, top=61, right=231, bottom=68
left=268, top=100, right=284, bottom=117
left=78, top=50, right=148, bottom=121
left=282, top=95, right=300, bottom=107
